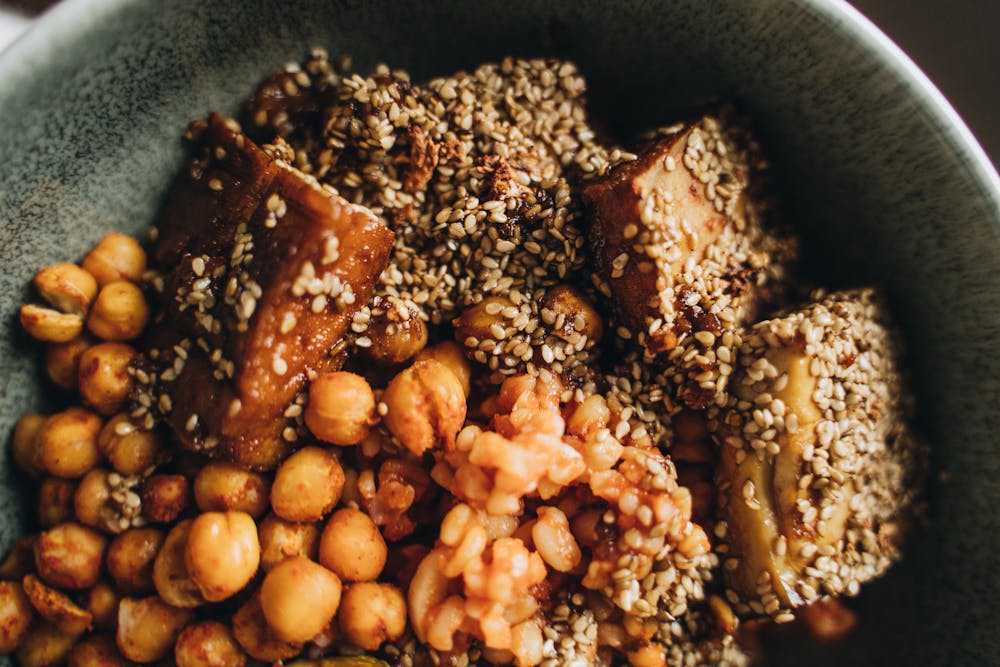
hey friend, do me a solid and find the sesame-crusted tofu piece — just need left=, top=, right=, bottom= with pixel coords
left=134, top=114, right=393, bottom=470
left=584, top=110, right=796, bottom=408
left=714, top=288, right=927, bottom=621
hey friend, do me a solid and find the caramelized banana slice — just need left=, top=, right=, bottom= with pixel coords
left=715, top=288, right=927, bottom=621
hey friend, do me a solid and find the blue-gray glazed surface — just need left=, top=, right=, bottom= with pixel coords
left=0, top=1, right=997, bottom=665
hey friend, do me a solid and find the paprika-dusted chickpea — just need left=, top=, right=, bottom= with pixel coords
left=106, top=527, right=165, bottom=594
left=78, top=342, right=136, bottom=416
left=33, top=263, right=99, bottom=316
left=175, top=620, right=247, bottom=667
left=98, top=414, right=163, bottom=476
left=540, top=284, right=604, bottom=345
left=270, top=446, right=345, bottom=522
left=0, top=580, right=33, bottom=653
left=82, top=233, right=147, bottom=286
left=258, top=513, right=321, bottom=572
left=38, top=477, right=76, bottom=528
left=319, top=508, right=387, bottom=582
left=22, top=574, right=92, bottom=636
left=38, top=407, right=102, bottom=479
left=193, top=462, right=269, bottom=518
left=381, top=359, right=467, bottom=456
left=304, top=371, right=377, bottom=446
left=73, top=468, right=113, bottom=532
left=11, top=412, right=47, bottom=477
left=416, top=341, right=472, bottom=397
left=86, top=281, right=149, bottom=341
left=16, top=622, right=76, bottom=667
left=20, top=303, right=84, bottom=343
left=153, top=520, right=206, bottom=609
left=141, top=474, right=190, bottom=523
left=67, top=634, right=131, bottom=667
left=35, top=522, right=107, bottom=590
left=338, top=582, right=407, bottom=650
left=45, top=337, right=91, bottom=391
left=260, top=556, right=342, bottom=643
left=116, top=595, right=193, bottom=663
left=366, top=315, right=429, bottom=365
left=231, top=593, right=301, bottom=662
left=185, top=512, right=260, bottom=602
left=83, top=581, right=120, bottom=631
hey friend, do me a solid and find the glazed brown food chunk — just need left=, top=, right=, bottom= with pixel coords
left=135, top=113, right=394, bottom=469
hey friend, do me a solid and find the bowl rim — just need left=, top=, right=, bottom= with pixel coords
left=1, top=0, right=998, bottom=221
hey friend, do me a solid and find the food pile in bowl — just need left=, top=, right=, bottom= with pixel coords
left=4, top=51, right=927, bottom=666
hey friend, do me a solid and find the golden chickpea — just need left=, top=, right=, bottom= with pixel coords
left=270, top=446, right=345, bottom=522
left=541, top=284, right=604, bottom=344
left=82, top=233, right=147, bottom=286
left=38, top=407, right=102, bottom=479
left=0, top=580, right=33, bottom=653
left=77, top=342, right=136, bottom=415
left=367, top=315, right=429, bottom=364
left=38, top=477, right=76, bottom=528
left=67, top=634, right=131, bottom=667
left=22, top=574, right=92, bottom=636
left=141, top=474, right=190, bottom=523
left=175, top=620, right=247, bottom=667
left=35, top=522, right=107, bottom=590
left=193, top=462, right=269, bottom=518
left=116, top=595, right=193, bottom=663
left=97, top=414, right=162, bottom=476
left=86, top=281, right=149, bottom=341
left=83, top=581, right=120, bottom=631
left=319, top=508, right=387, bottom=582
left=107, top=527, right=164, bottom=594
left=453, top=296, right=513, bottom=341
left=153, top=520, right=206, bottom=609
left=45, top=337, right=91, bottom=391
left=20, top=303, right=84, bottom=343
left=231, top=593, right=301, bottom=662
left=304, top=371, right=377, bottom=446
left=416, top=340, right=471, bottom=397
left=260, top=556, right=342, bottom=643
left=12, top=413, right=47, bottom=477
left=0, top=537, right=37, bottom=580
left=338, top=582, right=406, bottom=650
left=16, top=622, right=76, bottom=667
left=185, top=511, right=260, bottom=602
left=73, top=468, right=113, bottom=531
left=381, top=359, right=467, bottom=456
left=258, top=513, right=321, bottom=572
left=33, top=263, right=98, bottom=316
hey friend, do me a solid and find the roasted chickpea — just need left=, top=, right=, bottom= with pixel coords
left=33, top=263, right=99, bottom=316
left=153, top=520, right=206, bottom=608
left=107, top=527, right=164, bottom=594
left=193, top=462, right=269, bottom=518
left=83, top=581, right=120, bottom=631
left=82, top=233, right=147, bottom=286
left=381, top=359, right=467, bottom=456
left=319, top=508, right=387, bottom=582
left=0, top=580, right=33, bottom=653
left=453, top=296, right=513, bottom=341
left=77, top=342, right=136, bottom=415
left=38, top=477, right=76, bottom=528
left=38, top=407, right=102, bottom=479
left=68, top=634, right=131, bottom=667
left=305, top=371, right=377, bottom=446
left=98, top=414, right=162, bottom=476
left=141, top=474, right=190, bottom=523
left=35, top=522, right=107, bottom=590
left=73, top=468, right=113, bottom=531
left=22, top=574, right=92, bottom=636
left=258, top=513, right=321, bottom=572
left=175, top=620, right=247, bottom=667
left=185, top=511, right=260, bottom=602
left=20, top=303, right=84, bottom=343
left=116, top=595, right=193, bottom=663
left=338, top=582, right=406, bottom=650
left=367, top=315, right=428, bottom=364
left=416, top=340, right=471, bottom=397
left=45, top=337, right=91, bottom=391
left=260, top=556, right=342, bottom=643
left=270, top=446, right=345, bottom=522
left=11, top=412, right=47, bottom=477
left=86, top=281, right=149, bottom=341
left=231, top=593, right=301, bottom=662
left=540, top=284, right=604, bottom=344
left=0, top=537, right=37, bottom=580
left=16, top=622, right=76, bottom=667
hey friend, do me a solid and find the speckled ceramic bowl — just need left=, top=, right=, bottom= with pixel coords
left=1, top=0, right=997, bottom=664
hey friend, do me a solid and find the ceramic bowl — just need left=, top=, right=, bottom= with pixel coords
left=1, top=0, right=997, bottom=664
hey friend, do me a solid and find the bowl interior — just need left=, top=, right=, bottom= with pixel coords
left=1, top=0, right=998, bottom=664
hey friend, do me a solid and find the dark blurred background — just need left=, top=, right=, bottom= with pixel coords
left=0, top=0, right=996, bottom=166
